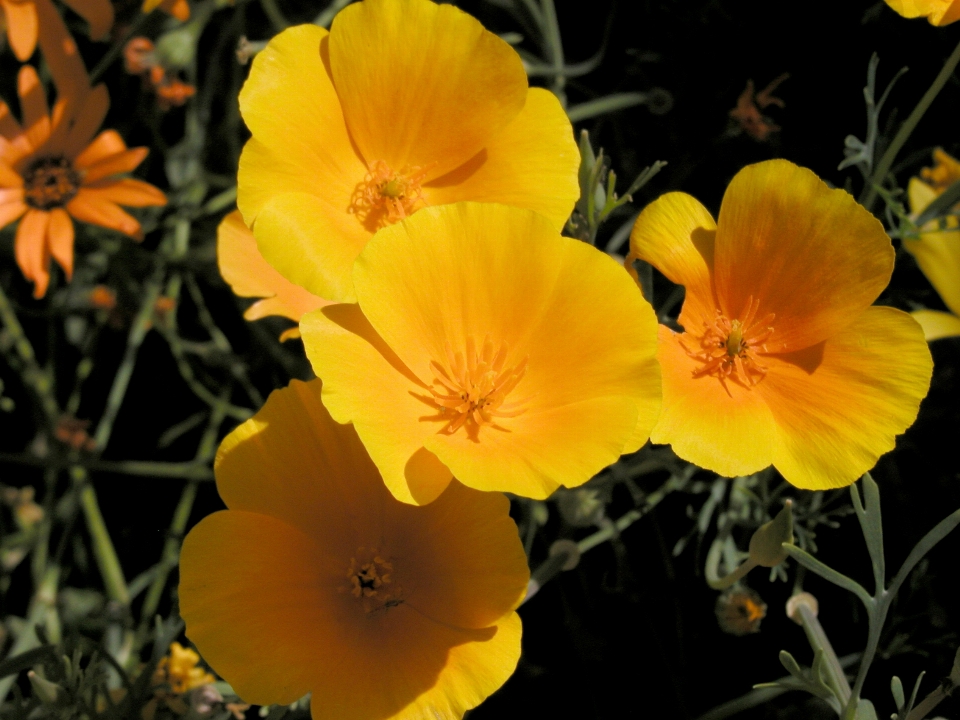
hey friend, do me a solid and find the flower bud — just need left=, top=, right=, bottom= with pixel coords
left=748, top=500, right=794, bottom=568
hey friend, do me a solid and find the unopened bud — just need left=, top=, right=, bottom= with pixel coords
left=748, top=500, right=794, bottom=568
left=785, top=591, right=818, bottom=625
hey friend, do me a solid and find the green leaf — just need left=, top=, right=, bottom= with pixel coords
left=890, top=675, right=905, bottom=711
left=851, top=474, right=885, bottom=593
left=0, top=645, right=57, bottom=680
left=782, top=544, right=873, bottom=609
left=888, top=507, right=960, bottom=598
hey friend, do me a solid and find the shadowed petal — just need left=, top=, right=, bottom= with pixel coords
left=911, top=309, right=960, bottom=340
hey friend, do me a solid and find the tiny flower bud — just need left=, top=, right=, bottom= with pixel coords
left=748, top=499, right=794, bottom=568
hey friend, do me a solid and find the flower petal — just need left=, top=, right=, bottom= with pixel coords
left=714, top=160, right=893, bottom=352
left=217, top=210, right=329, bottom=329
left=328, top=0, right=527, bottom=179
left=651, top=324, right=778, bottom=478
left=66, top=190, right=142, bottom=238
left=0, top=196, right=27, bottom=228
left=0, top=161, right=24, bottom=188
left=80, top=147, right=149, bottom=183
left=34, top=0, right=90, bottom=104
left=74, top=130, right=127, bottom=169
left=422, top=88, right=579, bottom=232
left=758, top=306, right=932, bottom=490
left=83, top=177, right=166, bottom=207
left=47, top=207, right=74, bottom=279
left=902, top=230, right=960, bottom=319
left=62, top=84, right=110, bottom=159
left=4, top=0, right=38, bottom=61
left=61, top=0, right=113, bottom=38
left=911, top=309, right=960, bottom=340
left=627, top=191, right=718, bottom=329
left=14, top=208, right=51, bottom=298
left=301, top=304, right=453, bottom=505
left=179, top=510, right=343, bottom=707
left=17, top=65, right=50, bottom=151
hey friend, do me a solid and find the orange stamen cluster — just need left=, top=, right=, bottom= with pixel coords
left=343, top=548, right=402, bottom=613
left=22, top=156, right=81, bottom=210
left=683, top=296, right=775, bottom=389
left=428, top=335, right=527, bottom=435
left=349, top=160, right=428, bottom=229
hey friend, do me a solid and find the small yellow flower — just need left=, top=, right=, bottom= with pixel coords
left=301, top=202, right=661, bottom=504
left=904, top=149, right=960, bottom=340
left=179, top=379, right=529, bottom=720
left=217, top=210, right=329, bottom=340
left=153, top=642, right=215, bottom=694
left=884, top=0, right=960, bottom=25
left=627, top=159, right=932, bottom=490
left=237, top=0, right=579, bottom=302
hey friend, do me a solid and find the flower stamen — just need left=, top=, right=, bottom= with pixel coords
left=681, top=295, right=775, bottom=390
left=349, top=160, right=429, bottom=229
left=427, top=335, right=528, bottom=436
left=22, top=156, right=82, bottom=210
left=342, top=548, right=402, bottom=614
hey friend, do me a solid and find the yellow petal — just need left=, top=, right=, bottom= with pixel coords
left=627, top=191, right=718, bottom=329
left=328, top=0, right=527, bottom=179
left=758, top=306, right=932, bottom=490
left=714, top=160, right=893, bottom=352
left=651, top=324, right=777, bottom=477
left=907, top=176, right=938, bottom=215
left=884, top=0, right=960, bottom=24
left=179, top=510, right=342, bottom=706
left=902, top=224, right=960, bottom=319
left=911, top=309, right=960, bottom=340
left=422, top=88, right=580, bottom=232
left=217, top=210, right=329, bottom=334
left=353, top=202, right=661, bottom=496
left=301, top=304, right=453, bottom=505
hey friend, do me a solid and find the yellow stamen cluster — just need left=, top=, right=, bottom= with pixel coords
left=427, top=335, right=527, bottom=436
left=22, top=156, right=82, bottom=210
left=349, top=160, right=428, bottom=229
left=344, top=549, right=402, bottom=613
left=683, top=295, right=775, bottom=390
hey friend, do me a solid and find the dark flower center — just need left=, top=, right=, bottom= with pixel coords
left=23, top=156, right=81, bottom=210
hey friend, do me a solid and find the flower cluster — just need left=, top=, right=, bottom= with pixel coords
left=183, top=0, right=938, bottom=717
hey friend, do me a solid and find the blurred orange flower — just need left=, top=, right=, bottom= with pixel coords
left=238, top=0, right=580, bottom=302
left=0, top=66, right=166, bottom=297
left=217, top=210, right=329, bottom=341
left=142, top=0, right=189, bottom=21
left=627, top=159, right=932, bottom=490
left=884, top=0, right=960, bottom=25
left=179, top=379, right=528, bottom=720
left=905, top=148, right=960, bottom=339
left=1, top=0, right=112, bottom=61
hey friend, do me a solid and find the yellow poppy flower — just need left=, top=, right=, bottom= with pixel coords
left=217, top=210, right=329, bottom=341
left=300, top=202, right=661, bottom=505
left=237, top=0, right=579, bottom=302
left=179, top=379, right=528, bottom=720
left=884, top=0, right=960, bottom=25
left=904, top=149, right=960, bottom=340
left=626, top=159, right=932, bottom=490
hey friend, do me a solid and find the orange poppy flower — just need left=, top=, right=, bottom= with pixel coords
left=301, top=202, right=661, bottom=505
left=0, top=66, right=166, bottom=298
left=626, top=159, right=932, bottom=489
left=179, top=379, right=528, bottom=720
left=217, top=210, right=329, bottom=340
left=884, top=0, right=960, bottom=25
left=1, top=0, right=112, bottom=61
left=904, top=149, right=960, bottom=340
left=238, top=0, right=579, bottom=302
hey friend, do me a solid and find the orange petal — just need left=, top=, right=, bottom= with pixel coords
left=217, top=210, right=329, bottom=331
left=911, top=309, right=960, bottom=341
left=79, top=147, right=149, bottom=183
left=651, top=324, right=778, bottom=478
left=0, top=161, right=24, bottom=188
left=74, top=130, right=128, bottom=169
left=3, top=0, right=39, bottom=61
left=17, top=65, right=51, bottom=151
left=627, top=191, right=718, bottom=330
left=47, top=207, right=74, bottom=279
left=66, top=190, right=142, bottom=238
left=83, top=177, right=166, bottom=207
left=34, top=0, right=90, bottom=102
left=758, top=306, right=932, bottom=489
left=0, top=98, right=23, bottom=139
left=301, top=304, right=453, bottom=505
left=714, top=160, right=893, bottom=352
left=421, top=87, right=579, bottom=232
left=328, top=0, right=527, bottom=179
left=62, top=85, right=110, bottom=159
left=14, top=209, right=51, bottom=298
left=61, top=0, right=113, bottom=38
left=0, top=196, right=27, bottom=228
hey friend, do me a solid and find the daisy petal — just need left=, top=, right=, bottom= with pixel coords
left=62, top=0, right=113, bottom=38
left=759, top=306, right=932, bottom=489
left=47, top=207, right=74, bottom=279
left=17, top=66, right=50, bottom=150
left=4, top=0, right=39, bottom=61
left=63, top=85, right=110, bottom=159
left=0, top=197, right=27, bottom=228
left=74, top=130, right=128, bottom=169
left=81, top=148, right=149, bottom=183
left=66, top=190, right=142, bottom=238
left=83, top=177, right=166, bottom=206
left=329, top=0, right=527, bottom=178
left=14, top=209, right=51, bottom=298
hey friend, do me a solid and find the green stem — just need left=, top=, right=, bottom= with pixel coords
left=72, top=466, right=130, bottom=605
left=795, top=602, right=852, bottom=704
left=313, top=0, right=352, bottom=26
left=89, top=10, right=153, bottom=84
left=862, top=36, right=960, bottom=211
left=539, top=0, right=565, bottom=99
left=259, top=0, right=290, bottom=31
left=0, top=565, right=61, bottom=704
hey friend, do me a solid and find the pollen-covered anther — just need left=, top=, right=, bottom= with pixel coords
left=23, top=156, right=82, bottom=210
left=344, top=549, right=401, bottom=613
left=682, top=295, right=775, bottom=389
left=429, top=335, right=528, bottom=434
left=349, top=160, right=429, bottom=228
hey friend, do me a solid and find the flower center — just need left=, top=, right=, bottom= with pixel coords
left=428, top=335, right=528, bottom=435
left=681, top=295, right=775, bottom=390
left=342, top=548, right=402, bottom=614
left=23, top=156, right=82, bottom=210
left=349, top=160, right=429, bottom=229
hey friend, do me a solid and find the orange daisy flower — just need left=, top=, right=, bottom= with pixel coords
left=217, top=210, right=329, bottom=340
left=1, top=0, right=112, bottom=61
left=179, top=379, right=528, bottom=720
left=626, top=159, right=932, bottom=490
left=0, top=66, right=166, bottom=298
